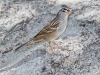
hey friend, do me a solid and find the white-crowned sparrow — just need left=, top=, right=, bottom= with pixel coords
left=15, top=8, right=71, bottom=53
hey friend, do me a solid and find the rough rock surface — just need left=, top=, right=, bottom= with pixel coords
left=0, top=0, right=100, bottom=75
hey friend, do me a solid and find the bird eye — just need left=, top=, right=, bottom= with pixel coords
left=67, top=10, right=70, bottom=12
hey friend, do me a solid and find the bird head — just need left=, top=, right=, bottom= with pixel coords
left=57, top=7, right=71, bottom=18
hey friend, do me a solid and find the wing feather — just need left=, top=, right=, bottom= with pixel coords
left=35, top=18, right=59, bottom=37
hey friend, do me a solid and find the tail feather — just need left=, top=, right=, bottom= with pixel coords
left=15, top=37, right=43, bottom=52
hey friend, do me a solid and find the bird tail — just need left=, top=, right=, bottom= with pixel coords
left=15, top=37, right=43, bottom=52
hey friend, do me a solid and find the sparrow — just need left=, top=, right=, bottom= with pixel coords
left=15, top=7, right=71, bottom=54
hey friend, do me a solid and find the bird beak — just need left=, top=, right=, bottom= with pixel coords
left=66, top=11, right=71, bottom=15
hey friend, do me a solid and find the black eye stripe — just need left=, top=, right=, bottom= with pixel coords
left=61, top=8, right=70, bottom=12
left=62, top=8, right=70, bottom=11
left=63, top=8, right=67, bottom=10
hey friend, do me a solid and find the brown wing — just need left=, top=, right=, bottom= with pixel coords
left=35, top=18, right=59, bottom=37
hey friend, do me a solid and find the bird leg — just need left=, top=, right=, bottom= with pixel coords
left=52, top=41, right=67, bottom=50
left=49, top=41, right=57, bottom=55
